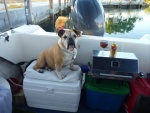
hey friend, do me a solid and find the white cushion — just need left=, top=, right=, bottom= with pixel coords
left=24, top=61, right=82, bottom=82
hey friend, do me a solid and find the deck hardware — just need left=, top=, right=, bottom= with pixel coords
left=3, top=0, right=15, bottom=34
left=0, top=33, right=9, bottom=41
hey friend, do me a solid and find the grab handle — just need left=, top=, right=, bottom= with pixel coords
left=81, top=73, right=85, bottom=89
left=100, top=73, right=132, bottom=79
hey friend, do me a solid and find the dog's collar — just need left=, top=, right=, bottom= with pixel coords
left=58, top=39, right=77, bottom=57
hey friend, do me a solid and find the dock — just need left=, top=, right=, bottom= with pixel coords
left=102, top=0, right=143, bottom=6
left=0, top=0, right=146, bottom=33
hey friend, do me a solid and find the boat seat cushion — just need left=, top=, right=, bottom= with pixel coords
left=24, top=61, right=82, bottom=82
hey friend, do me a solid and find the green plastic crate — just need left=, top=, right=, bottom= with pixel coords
left=84, top=74, right=130, bottom=95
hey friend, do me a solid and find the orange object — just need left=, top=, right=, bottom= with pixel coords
left=55, top=16, right=69, bottom=31
left=110, top=42, right=118, bottom=58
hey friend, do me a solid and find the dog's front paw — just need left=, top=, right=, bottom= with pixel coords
left=62, top=75, right=66, bottom=79
left=45, top=67, right=54, bottom=71
left=58, top=74, right=66, bottom=79
left=55, top=71, right=66, bottom=79
left=36, top=69, right=44, bottom=73
left=57, top=74, right=63, bottom=79
left=70, top=67, right=78, bottom=71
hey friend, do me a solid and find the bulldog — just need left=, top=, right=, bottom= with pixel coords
left=33, top=29, right=82, bottom=79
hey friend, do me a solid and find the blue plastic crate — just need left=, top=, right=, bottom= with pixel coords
left=84, top=75, right=129, bottom=112
left=86, top=88, right=126, bottom=112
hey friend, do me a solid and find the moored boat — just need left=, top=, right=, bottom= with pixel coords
left=0, top=24, right=150, bottom=113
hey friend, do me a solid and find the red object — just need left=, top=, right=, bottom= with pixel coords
left=146, top=77, right=150, bottom=84
left=7, top=78, right=22, bottom=94
left=125, top=77, right=150, bottom=113
left=100, top=42, right=108, bottom=48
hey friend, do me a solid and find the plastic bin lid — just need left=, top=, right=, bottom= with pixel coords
left=84, top=75, right=130, bottom=95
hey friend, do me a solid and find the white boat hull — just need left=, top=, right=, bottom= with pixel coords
left=0, top=25, right=150, bottom=73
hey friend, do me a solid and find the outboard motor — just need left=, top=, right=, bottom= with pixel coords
left=71, top=0, right=105, bottom=36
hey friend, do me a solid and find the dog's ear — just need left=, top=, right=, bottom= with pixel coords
left=73, top=30, right=83, bottom=37
left=58, top=29, right=65, bottom=37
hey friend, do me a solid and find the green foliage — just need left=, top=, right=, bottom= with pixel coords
left=105, top=17, right=137, bottom=34
left=65, top=20, right=74, bottom=29
left=144, top=0, right=150, bottom=3
left=144, top=6, right=150, bottom=14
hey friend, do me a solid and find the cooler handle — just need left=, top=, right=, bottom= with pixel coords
left=46, top=88, right=54, bottom=94
left=81, top=73, right=85, bottom=89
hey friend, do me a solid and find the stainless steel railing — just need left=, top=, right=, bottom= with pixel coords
left=3, top=0, right=15, bottom=33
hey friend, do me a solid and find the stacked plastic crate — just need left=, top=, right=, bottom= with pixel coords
left=84, top=74, right=130, bottom=113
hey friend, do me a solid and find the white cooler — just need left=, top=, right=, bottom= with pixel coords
left=23, top=61, right=84, bottom=112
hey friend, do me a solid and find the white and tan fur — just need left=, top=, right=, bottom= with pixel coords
left=33, top=29, right=82, bottom=79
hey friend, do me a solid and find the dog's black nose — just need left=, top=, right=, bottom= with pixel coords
left=69, top=38, right=74, bottom=45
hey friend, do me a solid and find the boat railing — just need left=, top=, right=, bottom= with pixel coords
left=2, top=0, right=15, bottom=34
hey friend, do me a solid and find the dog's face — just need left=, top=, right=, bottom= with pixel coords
left=58, top=29, right=82, bottom=51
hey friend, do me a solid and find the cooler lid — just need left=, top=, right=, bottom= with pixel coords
left=24, top=61, right=82, bottom=82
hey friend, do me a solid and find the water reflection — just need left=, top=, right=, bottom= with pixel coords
left=104, top=7, right=150, bottom=39
left=144, top=6, right=150, bottom=14
left=39, top=6, right=150, bottom=39
left=105, top=14, right=138, bottom=34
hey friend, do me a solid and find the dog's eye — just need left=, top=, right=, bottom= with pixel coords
left=64, top=36, right=67, bottom=39
left=73, top=35, right=76, bottom=38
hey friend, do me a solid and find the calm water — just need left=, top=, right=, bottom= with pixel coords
left=39, top=6, right=150, bottom=39
left=104, top=7, right=150, bottom=39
